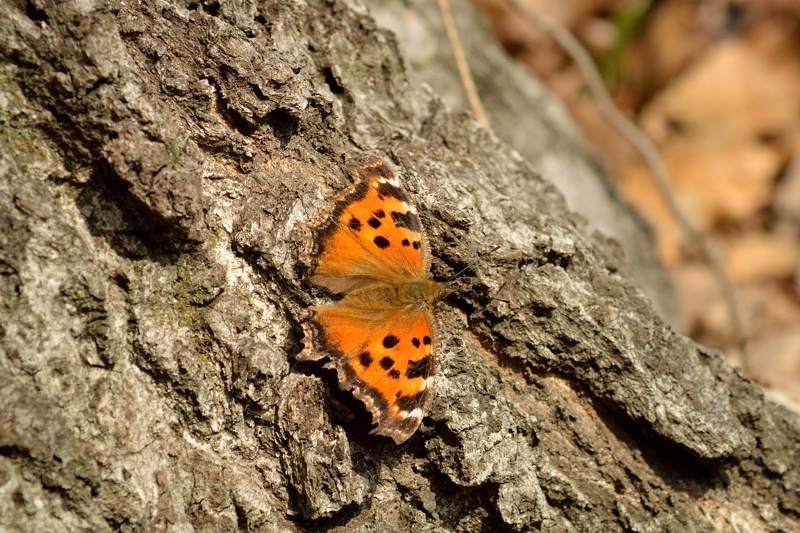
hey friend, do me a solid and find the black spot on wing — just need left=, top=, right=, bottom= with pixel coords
left=348, top=216, right=362, bottom=231
left=382, top=334, right=400, bottom=348
left=359, top=351, right=373, bottom=368
left=406, top=356, right=432, bottom=379
left=401, top=238, right=410, bottom=247
left=377, top=181, right=411, bottom=202
left=373, top=209, right=386, bottom=219
left=368, top=217, right=382, bottom=228
left=379, top=356, right=395, bottom=370
left=391, top=210, right=420, bottom=232
left=411, top=338, right=420, bottom=348
left=423, top=336, right=431, bottom=345
left=374, top=236, right=390, bottom=249
left=412, top=241, right=420, bottom=250
left=388, top=369, right=401, bottom=379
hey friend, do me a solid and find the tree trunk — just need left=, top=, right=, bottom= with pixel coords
left=0, top=0, right=796, bottom=531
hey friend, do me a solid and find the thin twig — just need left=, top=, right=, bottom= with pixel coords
left=505, top=0, right=749, bottom=369
left=436, top=0, right=491, bottom=128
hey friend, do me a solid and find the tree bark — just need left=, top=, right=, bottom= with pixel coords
left=0, top=0, right=796, bottom=531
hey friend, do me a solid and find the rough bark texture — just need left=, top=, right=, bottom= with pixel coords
left=0, top=0, right=797, bottom=531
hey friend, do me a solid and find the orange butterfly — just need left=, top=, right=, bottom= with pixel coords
left=299, top=158, right=440, bottom=444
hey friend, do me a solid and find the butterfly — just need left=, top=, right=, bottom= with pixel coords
left=299, top=158, right=440, bottom=444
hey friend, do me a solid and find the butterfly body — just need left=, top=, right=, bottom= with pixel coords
left=300, top=158, right=439, bottom=444
left=331, top=277, right=439, bottom=307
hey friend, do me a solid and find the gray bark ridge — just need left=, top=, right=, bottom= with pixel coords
left=0, top=0, right=796, bottom=531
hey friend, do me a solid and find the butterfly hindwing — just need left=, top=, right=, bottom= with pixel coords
left=302, top=305, right=435, bottom=444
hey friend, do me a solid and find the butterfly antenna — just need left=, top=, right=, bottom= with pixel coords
left=441, top=245, right=501, bottom=286
left=444, top=263, right=473, bottom=283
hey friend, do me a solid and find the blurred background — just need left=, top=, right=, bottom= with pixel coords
left=473, top=0, right=800, bottom=409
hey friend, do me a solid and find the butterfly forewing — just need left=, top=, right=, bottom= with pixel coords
left=310, top=163, right=428, bottom=290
